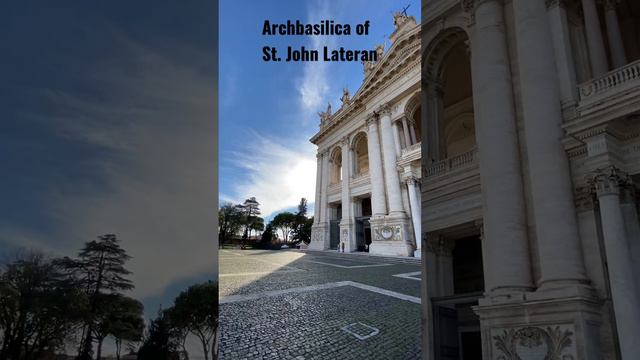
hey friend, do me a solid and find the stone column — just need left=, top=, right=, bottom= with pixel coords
left=512, top=0, right=588, bottom=287
left=401, top=116, right=412, bottom=148
left=468, top=0, right=533, bottom=293
left=425, top=234, right=455, bottom=296
left=409, top=120, right=417, bottom=144
left=594, top=169, right=640, bottom=359
left=340, top=137, right=354, bottom=251
left=423, top=81, right=444, bottom=163
left=620, top=184, right=640, bottom=294
left=320, top=150, right=330, bottom=223
left=378, top=104, right=405, bottom=215
left=407, top=176, right=421, bottom=255
left=581, top=0, right=609, bottom=76
left=313, top=153, right=323, bottom=224
left=366, top=114, right=388, bottom=216
left=547, top=0, right=579, bottom=108
left=392, top=121, right=402, bottom=156
left=602, top=0, right=627, bottom=69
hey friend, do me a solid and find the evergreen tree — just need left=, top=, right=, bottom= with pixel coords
left=291, top=198, right=313, bottom=244
left=259, top=224, right=275, bottom=248
left=55, top=234, right=133, bottom=360
left=137, top=310, right=180, bottom=360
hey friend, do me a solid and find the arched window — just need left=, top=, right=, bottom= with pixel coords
left=353, top=134, right=369, bottom=175
left=440, top=39, right=475, bottom=158
left=330, top=147, right=342, bottom=184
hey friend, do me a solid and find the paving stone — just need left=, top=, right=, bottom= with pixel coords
left=219, top=249, right=422, bottom=359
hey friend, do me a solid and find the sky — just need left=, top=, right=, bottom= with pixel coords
left=219, top=0, right=420, bottom=220
left=0, top=1, right=217, bottom=355
left=0, top=0, right=419, bottom=356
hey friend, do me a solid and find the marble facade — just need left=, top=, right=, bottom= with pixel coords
left=309, top=13, right=422, bottom=258
left=420, top=0, right=640, bottom=359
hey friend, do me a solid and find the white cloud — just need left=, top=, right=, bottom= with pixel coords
left=297, top=0, right=336, bottom=120
left=226, top=133, right=316, bottom=218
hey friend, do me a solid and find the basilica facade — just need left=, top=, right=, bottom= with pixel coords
left=308, top=13, right=422, bottom=257
left=420, top=0, right=640, bottom=359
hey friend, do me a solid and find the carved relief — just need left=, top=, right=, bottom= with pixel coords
left=373, top=225, right=401, bottom=241
left=492, top=325, right=576, bottom=360
left=311, top=229, right=324, bottom=244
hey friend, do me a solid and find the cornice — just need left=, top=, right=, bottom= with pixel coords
left=310, top=24, right=421, bottom=145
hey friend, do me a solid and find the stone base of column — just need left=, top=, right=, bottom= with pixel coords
left=474, top=293, right=603, bottom=360
left=413, top=249, right=421, bottom=259
left=309, top=223, right=329, bottom=251
left=339, top=220, right=356, bottom=253
left=368, top=214, right=414, bottom=257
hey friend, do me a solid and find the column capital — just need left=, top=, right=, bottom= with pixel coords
left=376, top=103, right=391, bottom=116
left=406, top=176, right=420, bottom=186
left=424, top=233, right=455, bottom=257
left=366, top=113, right=379, bottom=126
left=599, top=0, right=621, bottom=11
left=461, top=0, right=502, bottom=15
left=545, top=0, right=570, bottom=10
left=340, top=135, right=350, bottom=147
left=592, top=166, right=629, bottom=197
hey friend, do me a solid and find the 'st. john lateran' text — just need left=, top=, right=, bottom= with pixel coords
left=262, top=46, right=377, bottom=62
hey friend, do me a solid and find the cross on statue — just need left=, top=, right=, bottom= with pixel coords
left=401, top=4, right=410, bottom=17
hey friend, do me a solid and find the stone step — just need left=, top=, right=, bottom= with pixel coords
left=296, top=249, right=422, bottom=265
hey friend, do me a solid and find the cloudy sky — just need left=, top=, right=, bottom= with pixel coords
left=0, top=0, right=419, bottom=356
left=219, top=0, right=420, bottom=220
left=0, top=0, right=217, bottom=327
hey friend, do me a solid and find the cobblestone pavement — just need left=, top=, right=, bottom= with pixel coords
left=219, top=249, right=422, bottom=359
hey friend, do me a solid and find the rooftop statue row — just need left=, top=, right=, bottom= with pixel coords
left=318, top=10, right=416, bottom=126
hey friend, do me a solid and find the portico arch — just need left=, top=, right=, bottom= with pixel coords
left=423, top=27, right=476, bottom=162
left=404, top=93, right=422, bottom=145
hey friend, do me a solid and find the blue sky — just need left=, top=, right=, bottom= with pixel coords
left=219, top=0, right=420, bottom=220
left=0, top=0, right=216, bottom=337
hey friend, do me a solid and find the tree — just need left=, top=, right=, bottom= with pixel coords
left=169, top=281, right=218, bottom=360
left=163, top=308, right=188, bottom=360
left=291, top=198, right=313, bottom=244
left=0, top=251, right=86, bottom=360
left=92, top=294, right=144, bottom=360
left=259, top=224, right=275, bottom=248
left=218, top=203, right=244, bottom=245
left=270, top=212, right=297, bottom=244
left=248, top=217, right=265, bottom=240
left=55, top=234, right=133, bottom=360
left=137, top=309, right=180, bottom=360
left=238, top=198, right=261, bottom=243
